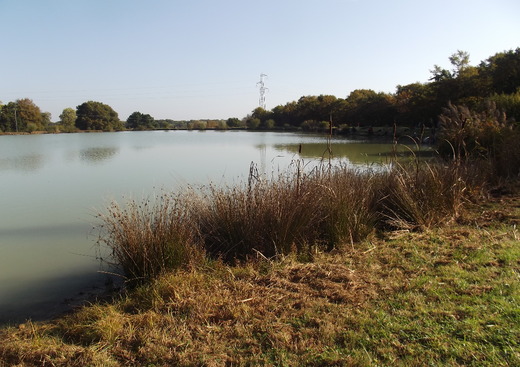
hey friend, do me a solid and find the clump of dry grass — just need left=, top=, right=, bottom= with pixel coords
left=193, top=162, right=326, bottom=261
left=376, top=161, right=472, bottom=230
left=96, top=189, right=204, bottom=285
left=313, top=165, right=379, bottom=247
left=194, top=162, right=385, bottom=262
left=96, top=158, right=482, bottom=283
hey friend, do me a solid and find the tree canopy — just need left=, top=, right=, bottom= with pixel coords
left=59, top=108, right=77, bottom=127
left=126, top=112, right=156, bottom=130
left=0, top=98, right=46, bottom=132
left=75, top=101, right=123, bottom=131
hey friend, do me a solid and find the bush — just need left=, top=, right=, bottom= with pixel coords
left=26, top=122, right=38, bottom=133
left=301, top=120, right=330, bottom=132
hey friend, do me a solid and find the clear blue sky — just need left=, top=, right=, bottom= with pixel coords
left=1, top=0, right=518, bottom=121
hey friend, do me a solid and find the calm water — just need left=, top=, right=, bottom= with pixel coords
left=0, top=130, right=414, bottom=324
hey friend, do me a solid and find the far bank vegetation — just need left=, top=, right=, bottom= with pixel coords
left=1, top=48, right=519, bottom=134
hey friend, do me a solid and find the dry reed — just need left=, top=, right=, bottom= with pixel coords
left=96, top=190, right=203, bottom=284
left=97, top=158, right=480, bottom=282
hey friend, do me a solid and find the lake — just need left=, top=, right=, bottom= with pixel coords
left=0, top=130, right=419, bottom=324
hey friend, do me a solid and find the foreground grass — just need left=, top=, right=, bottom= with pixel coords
left=1, top=192, right=518, bottom=366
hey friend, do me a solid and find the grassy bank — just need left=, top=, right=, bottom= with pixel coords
left=0, top=187, right=518, bottom=366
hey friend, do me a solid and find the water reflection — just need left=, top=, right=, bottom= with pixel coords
left=0, top=154, right=44, bottom=172
left=0, top=270, right=112, bottom=324
left=274, top=142, right=430, bottom=164
left=79, top=147, right=119, bottom=164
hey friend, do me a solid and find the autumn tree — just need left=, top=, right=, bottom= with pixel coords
left=0, top=98, right=45, bottom=132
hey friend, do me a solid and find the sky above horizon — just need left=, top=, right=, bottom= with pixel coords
left=1, top=0, right=519, bottom=121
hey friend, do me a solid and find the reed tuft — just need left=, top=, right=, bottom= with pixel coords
left=376, top=162, right=469, bottom=230
left=97, top=190, right=204, bottom=285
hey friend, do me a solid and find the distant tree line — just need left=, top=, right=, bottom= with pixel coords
left=246, top=48, right=520, bottom=131
left=1, top=48, right=518, bottom=134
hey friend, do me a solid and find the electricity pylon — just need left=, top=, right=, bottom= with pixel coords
left=257, top=73, right=268, bottom=109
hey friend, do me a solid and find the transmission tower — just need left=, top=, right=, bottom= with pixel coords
left=257, top=73, right=268, bottom=109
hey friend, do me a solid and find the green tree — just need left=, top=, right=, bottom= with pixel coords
left=126, top=111, right=156, bottom=130
left=341, top=89, right=396, bottom=126
left=76, top=101, right=122, bottom=131
left=18, top=98, right=44, bottom=131
left=480, top=48, right=520, bottom=95
left=394, top=83, right=436, bottom=126
left=246, top=117, right=261, bottom=129
left=449, top=50, right=471, bottom=77
left=226, top=117, right=242, bottom=128
left=429, top=65, right=452, bottom=82
left=41, top=112, right=52, bottom=128
left=295, top=96, right=322, bottom=123
left=251, top=107, right=272, bottom=126
left=0, top=102, right=16, bottom=131
left=262, top=119, right=275, bottom=129
left=60, top=108, right=77, bottom=127
left=271, top=101, right=298, bottom=127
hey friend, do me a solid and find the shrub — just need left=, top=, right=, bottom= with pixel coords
left=26, top=122, right=38, bottom=133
